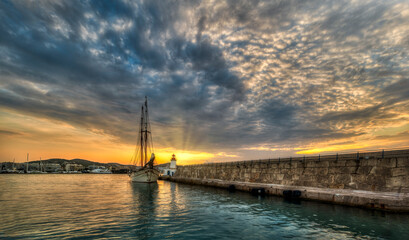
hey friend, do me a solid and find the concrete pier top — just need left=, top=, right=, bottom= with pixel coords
left=165, top=177, right=409, bottom=212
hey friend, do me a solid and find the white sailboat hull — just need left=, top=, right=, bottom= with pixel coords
left=130, top=168, right=160, bottom=183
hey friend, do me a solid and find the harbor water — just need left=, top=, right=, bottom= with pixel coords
left=0, top=174, right=408, bottom=239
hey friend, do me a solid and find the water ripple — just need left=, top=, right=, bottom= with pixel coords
left=1, top=175, right=408, bottom=239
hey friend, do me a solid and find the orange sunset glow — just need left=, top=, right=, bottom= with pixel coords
left=1, top=1, right=409, bottom=165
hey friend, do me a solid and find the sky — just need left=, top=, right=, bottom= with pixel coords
left=1, top=0, right=409, bottom=165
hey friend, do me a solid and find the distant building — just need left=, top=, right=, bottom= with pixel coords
left=65, top=163, right=84, bottom=172
left=162, top=154, right=177, bottom=176
left=111, top=164, right=131, bottom=173
left=88, top=165, right=104, bottom=170
left=44, top=163, right=62, bottom=172
left=28, top=163, right=41, bottom=171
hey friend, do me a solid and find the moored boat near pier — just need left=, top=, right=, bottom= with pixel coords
left=129, top=97, right=160, bottom=183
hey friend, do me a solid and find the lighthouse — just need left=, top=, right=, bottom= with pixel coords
left=163, top=154, right=177, bottom=176
left=170, top=154, right=177, bottom=169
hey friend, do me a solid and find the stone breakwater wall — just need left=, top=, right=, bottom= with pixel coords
left=175, top=150, right=409, bottom=193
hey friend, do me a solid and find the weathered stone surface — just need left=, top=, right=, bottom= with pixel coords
left=276, top=174, right=285, bottom=181
left=345, top=160, right=359, bottom=167
left=378, top=158, right=397, bottom=168
left=386, top=177, right=406, bottom=188
left=391, top=168, right=408, bottom=177
left=357, top=166, right=373, bottom=175
left=397, top=158, right=409, bottom=167
left=175, top=150, right=409, bottom=194
left=330, top=160, right=346, bottom=167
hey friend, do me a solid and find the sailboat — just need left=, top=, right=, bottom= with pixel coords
left=129, top=97, right=160, bottom=183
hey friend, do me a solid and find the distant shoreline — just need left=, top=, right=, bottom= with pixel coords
left=0, top=172, right=128, bottom=174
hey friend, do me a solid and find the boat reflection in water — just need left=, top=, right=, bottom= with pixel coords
left=131, top=182, right=159, bottom=203
left=130, top=182, right=159, bottom=239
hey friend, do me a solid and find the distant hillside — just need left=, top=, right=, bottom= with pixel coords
left=156, top=162, right=170, bottom=168
left=29, top=158, right=134, bottom=168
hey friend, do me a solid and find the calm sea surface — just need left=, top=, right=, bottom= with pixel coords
left=0, top=174, right=408, bottom=239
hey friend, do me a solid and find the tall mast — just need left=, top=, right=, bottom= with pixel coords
left=26, top=153, right=29, bottom=173
left=140, top=106, right=144, bottom=167
left=144, top=96, right=148, bottom=165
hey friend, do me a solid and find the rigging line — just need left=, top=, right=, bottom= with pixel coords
left=132, top=125, right=142, bottom=166
left=144, top=96, right=155, bottom=161
left=130, top=126, right=140, bottom=165
left=140, top=105, right=145, bottom=167
left=144, top=98, right=148, bottom=165
left=145, top=103, right=154, bottom=154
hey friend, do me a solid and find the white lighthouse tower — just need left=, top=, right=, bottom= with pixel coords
left=163, top=154, right=177, bottom=176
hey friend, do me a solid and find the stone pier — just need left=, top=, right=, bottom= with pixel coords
left=163, top=149, right=409, bottom=212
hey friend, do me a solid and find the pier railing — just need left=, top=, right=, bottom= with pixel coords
left=184, top=148, right=409, bottom=167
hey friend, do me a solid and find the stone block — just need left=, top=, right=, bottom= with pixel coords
left=345, top=160, right=359, bottom=167
left=386, top=176, right=405, bottom=188
left=281, top=163, right=290, bottom=169
left=334, top=167, right=357, bottom=174
left=356, top=166, right=372, bottom=175
left=378, top=158, right=397, bottom=168
left=391, top=168, right=408, bottom=177
left=397, top=158, right=409, bottom=167
left=315, top=167, right=329, bottom=175
left=258, top=163, right=267, bottom=169
left=365, top=174, right=383, bottom=185
left=328, top=167, right=338, bottom=174
left=300, top=175, right=315, bottom=182
left=283, top=173, right=292, bottom=180
left=276, top=174, right=285, bottom=181
left=286, top=168, right=297, bottom=175
left=295, top=168, right=305, bottom=175
left=315, top=175, right=329, bottom=185
left=359, top=159, right=372, bottom=166
left=272, top=168, right=280, bottom=174
left=351, top=174, right=367, bottom=184
left=253, top=172, right=260, bottom=179
left=375, top=167, right=391, bottom=177
left=319, top=161, right=330, bottom=168
left=334, top=174, right=351, bottom=184
left=306, top=161, right=319, bottom=168
left=261, top=174, right=270, bottom=182
left=302, top=168, right=317, bottom=175
left=330, top=160, right=346, bottom=167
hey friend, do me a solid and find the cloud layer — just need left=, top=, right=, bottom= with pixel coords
left=1, top=0, right=409, bottom=162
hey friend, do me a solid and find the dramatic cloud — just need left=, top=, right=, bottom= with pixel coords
left=1, top=0, right=408, bottom=163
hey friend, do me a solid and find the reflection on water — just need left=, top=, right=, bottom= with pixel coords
left=0, top=174, right=408, bottom=239
left=131, top=182, right=158, bottom=240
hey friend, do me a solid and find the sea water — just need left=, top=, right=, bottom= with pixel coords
left=0, top=174, right=408, bottom=239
